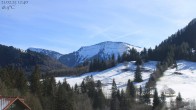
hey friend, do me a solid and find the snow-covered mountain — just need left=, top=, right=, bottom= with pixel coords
left=28, top=48, right=63, bottom=60
left=59, top=41, right=142, bottom=67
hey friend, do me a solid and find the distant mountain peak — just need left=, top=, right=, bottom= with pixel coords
left=28, top=47, right=63, bottom=59
left=59, top=41, right=142, bottom=67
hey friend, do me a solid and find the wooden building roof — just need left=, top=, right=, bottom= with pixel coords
left=0, top=96, right=31, bottom=110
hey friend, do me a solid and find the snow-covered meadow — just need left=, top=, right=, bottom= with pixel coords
left=56, top=61, right=157, bottom=97
left=55, top=60, right=196, bottom=101
left=156, top=60, right=196, bottom=101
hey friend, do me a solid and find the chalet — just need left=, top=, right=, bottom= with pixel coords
left=161, top=85, right=176, bottom=97
left=0, top=96, right=31, bottom=110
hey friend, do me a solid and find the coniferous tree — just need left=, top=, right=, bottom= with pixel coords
left=135, top=57, right=143, bottom=65
left=160, top=92, right=166, bottom=104
left=126, top=79, right=135, bottom=98
left=111, top=54, right=116, bottom=67
left=134, top=65, right=143, bottom=82
left=55, top=84, right=72, bottom=110
left=15, top=68, right=27, bottom=94
left=176, top=92, right=183, bottom=109
left=176, top=92, right=182, bottom=102
left=93, top=80, right=106, bottom=110
left=117, top=54, right=122, bottom=63
left=80, top=80, right=86, bottom=93
left=141, top=47, right=148, bottom=61
left=42, top=76, right=56, bottom=97
left=120, top=89, right=129, bottom=110
left=110, top=79, right=120, bottom=110
left=41, top=76, right=56, bottom=110
left=74, top=84, right=79, bottom=94
left=30, top=65, right=41, bottom=95
left=129, top=48, right=139, bottom=61
left=100, top=60, right=107, bottom=70
left=139, top=85, right=143, bottom=101
left=111, top=79, right=118, bottom=98
left=143, top=88, right=151, bottom=104
left=153, top=89, right=160, bottom=109
left=122, top=52, right=128, bottom=62
left=49, top=76, right=56, bottom=97
left=116, top=89, right=121, bottom=101
left=42, top=76, right=50, bottom=96
left=85, top=75, right=95, bottom=99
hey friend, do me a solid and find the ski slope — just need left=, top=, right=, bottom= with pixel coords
left=55, top=61, right=157, bottom=97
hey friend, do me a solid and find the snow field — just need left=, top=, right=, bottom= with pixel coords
left=56, top=61, right=157, bottom=97
left=156, top=60, right=196, bottom=101
left=56, top=60, right=196, bottom=102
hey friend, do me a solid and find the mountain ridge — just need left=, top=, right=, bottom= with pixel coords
left=59, top=41, right=142, bottom=67
left=28, top=47, right=63, bottom=60
left=28, top=41, right=142, bottom=67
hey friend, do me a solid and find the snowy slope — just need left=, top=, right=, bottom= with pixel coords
left=156, top=60, right=196, bottom=100
left=56, top=61, right=157, bottom=97
left=56, top=60, right=196, bottom=100
left=59, top=41, right=142, bottom=67
left=28, top=48, right=63, bottom=59
left=78, top=41, right=142, bottom=61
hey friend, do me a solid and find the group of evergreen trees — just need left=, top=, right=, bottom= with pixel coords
left=148, top=19, right=196, bottom=62
left=0, top=56, right=190, bottom=110
left=89, top=54, right=116, bottom=72
left=88, top=48, right=143, bottom=72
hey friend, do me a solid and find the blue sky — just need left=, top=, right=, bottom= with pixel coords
left=1, top=0, right=196, bottom=54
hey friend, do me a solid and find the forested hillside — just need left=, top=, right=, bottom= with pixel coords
left=0, top=44, right=66, bottom=74
left=148, top=18, right=196, bottom=63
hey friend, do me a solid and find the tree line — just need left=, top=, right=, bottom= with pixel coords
left=0, top=64, right=188, bottom=110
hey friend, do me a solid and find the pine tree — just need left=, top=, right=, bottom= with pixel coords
left=85, top=75, right=95, bottom=99
left=135, top=57, right=143, bottom=65
left=16, top=68, right=27, bottom=94
left=55, top=83, right=73, bottom=110
left=111, top=54, right=116, bottom=67
left=49, top=76, right=56, bottom=97
left=111, top=79, right=118, bottom=98
left=74, top=84, right=79, bottom=94
left=120, top=89, right=129, bottom=110
left=42, top=76, right=50, bottom=96
left=30, top=65, right=41, bottom=95
left=116, top=89, right=121, bottom=101
left=134, top=65, right=143, bottom=82
left=176, top=92, right=183, bottom=109
left=93, top=80, right=106, bottom=110
left=110, top=79, right=120, bottom=110
left=143, top=88, right=151, bottom=104
left=139, top=85, right=143, bottom=101
left=80, top=80, right=86, bottom=93
left=122, top=52, right=128, bottom=62
left=153, top=89, right=160, bottom=109
left=176, top=92, right=182, bottom=102
left=96, top=80, right=102, bottom=91
left=141, top=47, right=148, bottom=61
left=126, top=79, right=135, bottom=98
left=160, top=92, right=166, bottom=104
left=117, top=54, right=122, bottom=63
